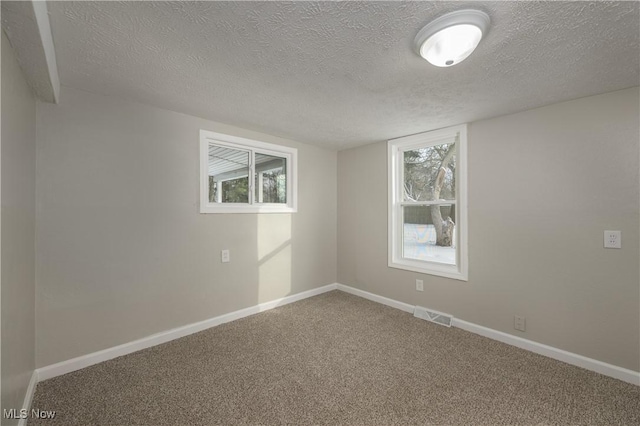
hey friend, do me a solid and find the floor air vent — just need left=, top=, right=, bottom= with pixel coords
left=414, top=306, right=453, bottom=327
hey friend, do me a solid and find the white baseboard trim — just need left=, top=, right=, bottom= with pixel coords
left=34, top=282, right=640, bottom=387
left=17, top=370, right=39, bottom=426
left=452, top=318, right=640, bottom=386
left=336, top=283, right=640, bottom=386
left=336, top=284, right=414, bottom=313
left=37, top=283, right=338, bottom=381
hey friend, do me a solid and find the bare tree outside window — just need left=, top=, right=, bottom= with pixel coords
left=403, top=141, right=456, bottom=247
left=388, top=125, right=467, bottom=280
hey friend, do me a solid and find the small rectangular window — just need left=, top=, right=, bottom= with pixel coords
left=388, top=125, right=468, bottom=280
left=200, top=131, right=297, bottom=213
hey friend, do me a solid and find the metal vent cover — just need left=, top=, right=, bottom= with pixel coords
left=414, top=306, right=453, bottom=327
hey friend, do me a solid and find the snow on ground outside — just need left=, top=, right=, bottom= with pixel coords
left=403, top=224, right=456, bottom=265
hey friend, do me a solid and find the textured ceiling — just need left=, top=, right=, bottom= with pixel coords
left=45, top=1, right=639, bottom=149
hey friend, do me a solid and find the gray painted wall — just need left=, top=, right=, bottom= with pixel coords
left=1, top=31, right=37, bottom=422
left=338, top=88, right=640, bottom=371
left=36, top=87, right=337, bottom=367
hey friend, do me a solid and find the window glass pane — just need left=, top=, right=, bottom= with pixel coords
left=403, top=205, right=456, bottom=265
left=403, top=142, right=456, bottom=202
left=208, top=144, right=249, bottom=203
left=255, top=153, right=287, bottom=204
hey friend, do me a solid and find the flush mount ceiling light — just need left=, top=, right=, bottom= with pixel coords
left=414, top=9, right=490, bottom=67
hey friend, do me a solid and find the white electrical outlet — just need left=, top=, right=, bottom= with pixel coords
left=514, top=315, right=526, bottom=332
left=604, top=230, right=621, bottom=249
left=221, top=249, right=230, bottom=263
left=416, top=279, right=424, bottom=292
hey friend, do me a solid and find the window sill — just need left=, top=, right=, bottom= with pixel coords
left=200, top=203, right=297, bottom=214
left=388, top=258, right=468, bottom=281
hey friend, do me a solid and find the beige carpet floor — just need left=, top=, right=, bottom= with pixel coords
left=30, top=290, right=639, bottom=425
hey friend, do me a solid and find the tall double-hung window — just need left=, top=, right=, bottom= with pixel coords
left=200, top=130, right=297, bottom=213
left=388, top=125, right=468, bottom=280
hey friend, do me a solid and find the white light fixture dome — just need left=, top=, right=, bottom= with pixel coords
left=414, top=9, right=490, bottom=67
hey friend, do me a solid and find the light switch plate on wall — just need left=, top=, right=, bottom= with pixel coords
left=514, top=315, right=526, bottom=332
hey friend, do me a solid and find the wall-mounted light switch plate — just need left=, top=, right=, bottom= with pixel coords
left=604, top=231, right=621, bottom=249
left=514, top=315, right=526, bottom=332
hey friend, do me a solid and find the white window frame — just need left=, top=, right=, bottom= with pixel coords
left=388, top=124, right=468, bottom=281
left=200, top=130, right=297, bottom=213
